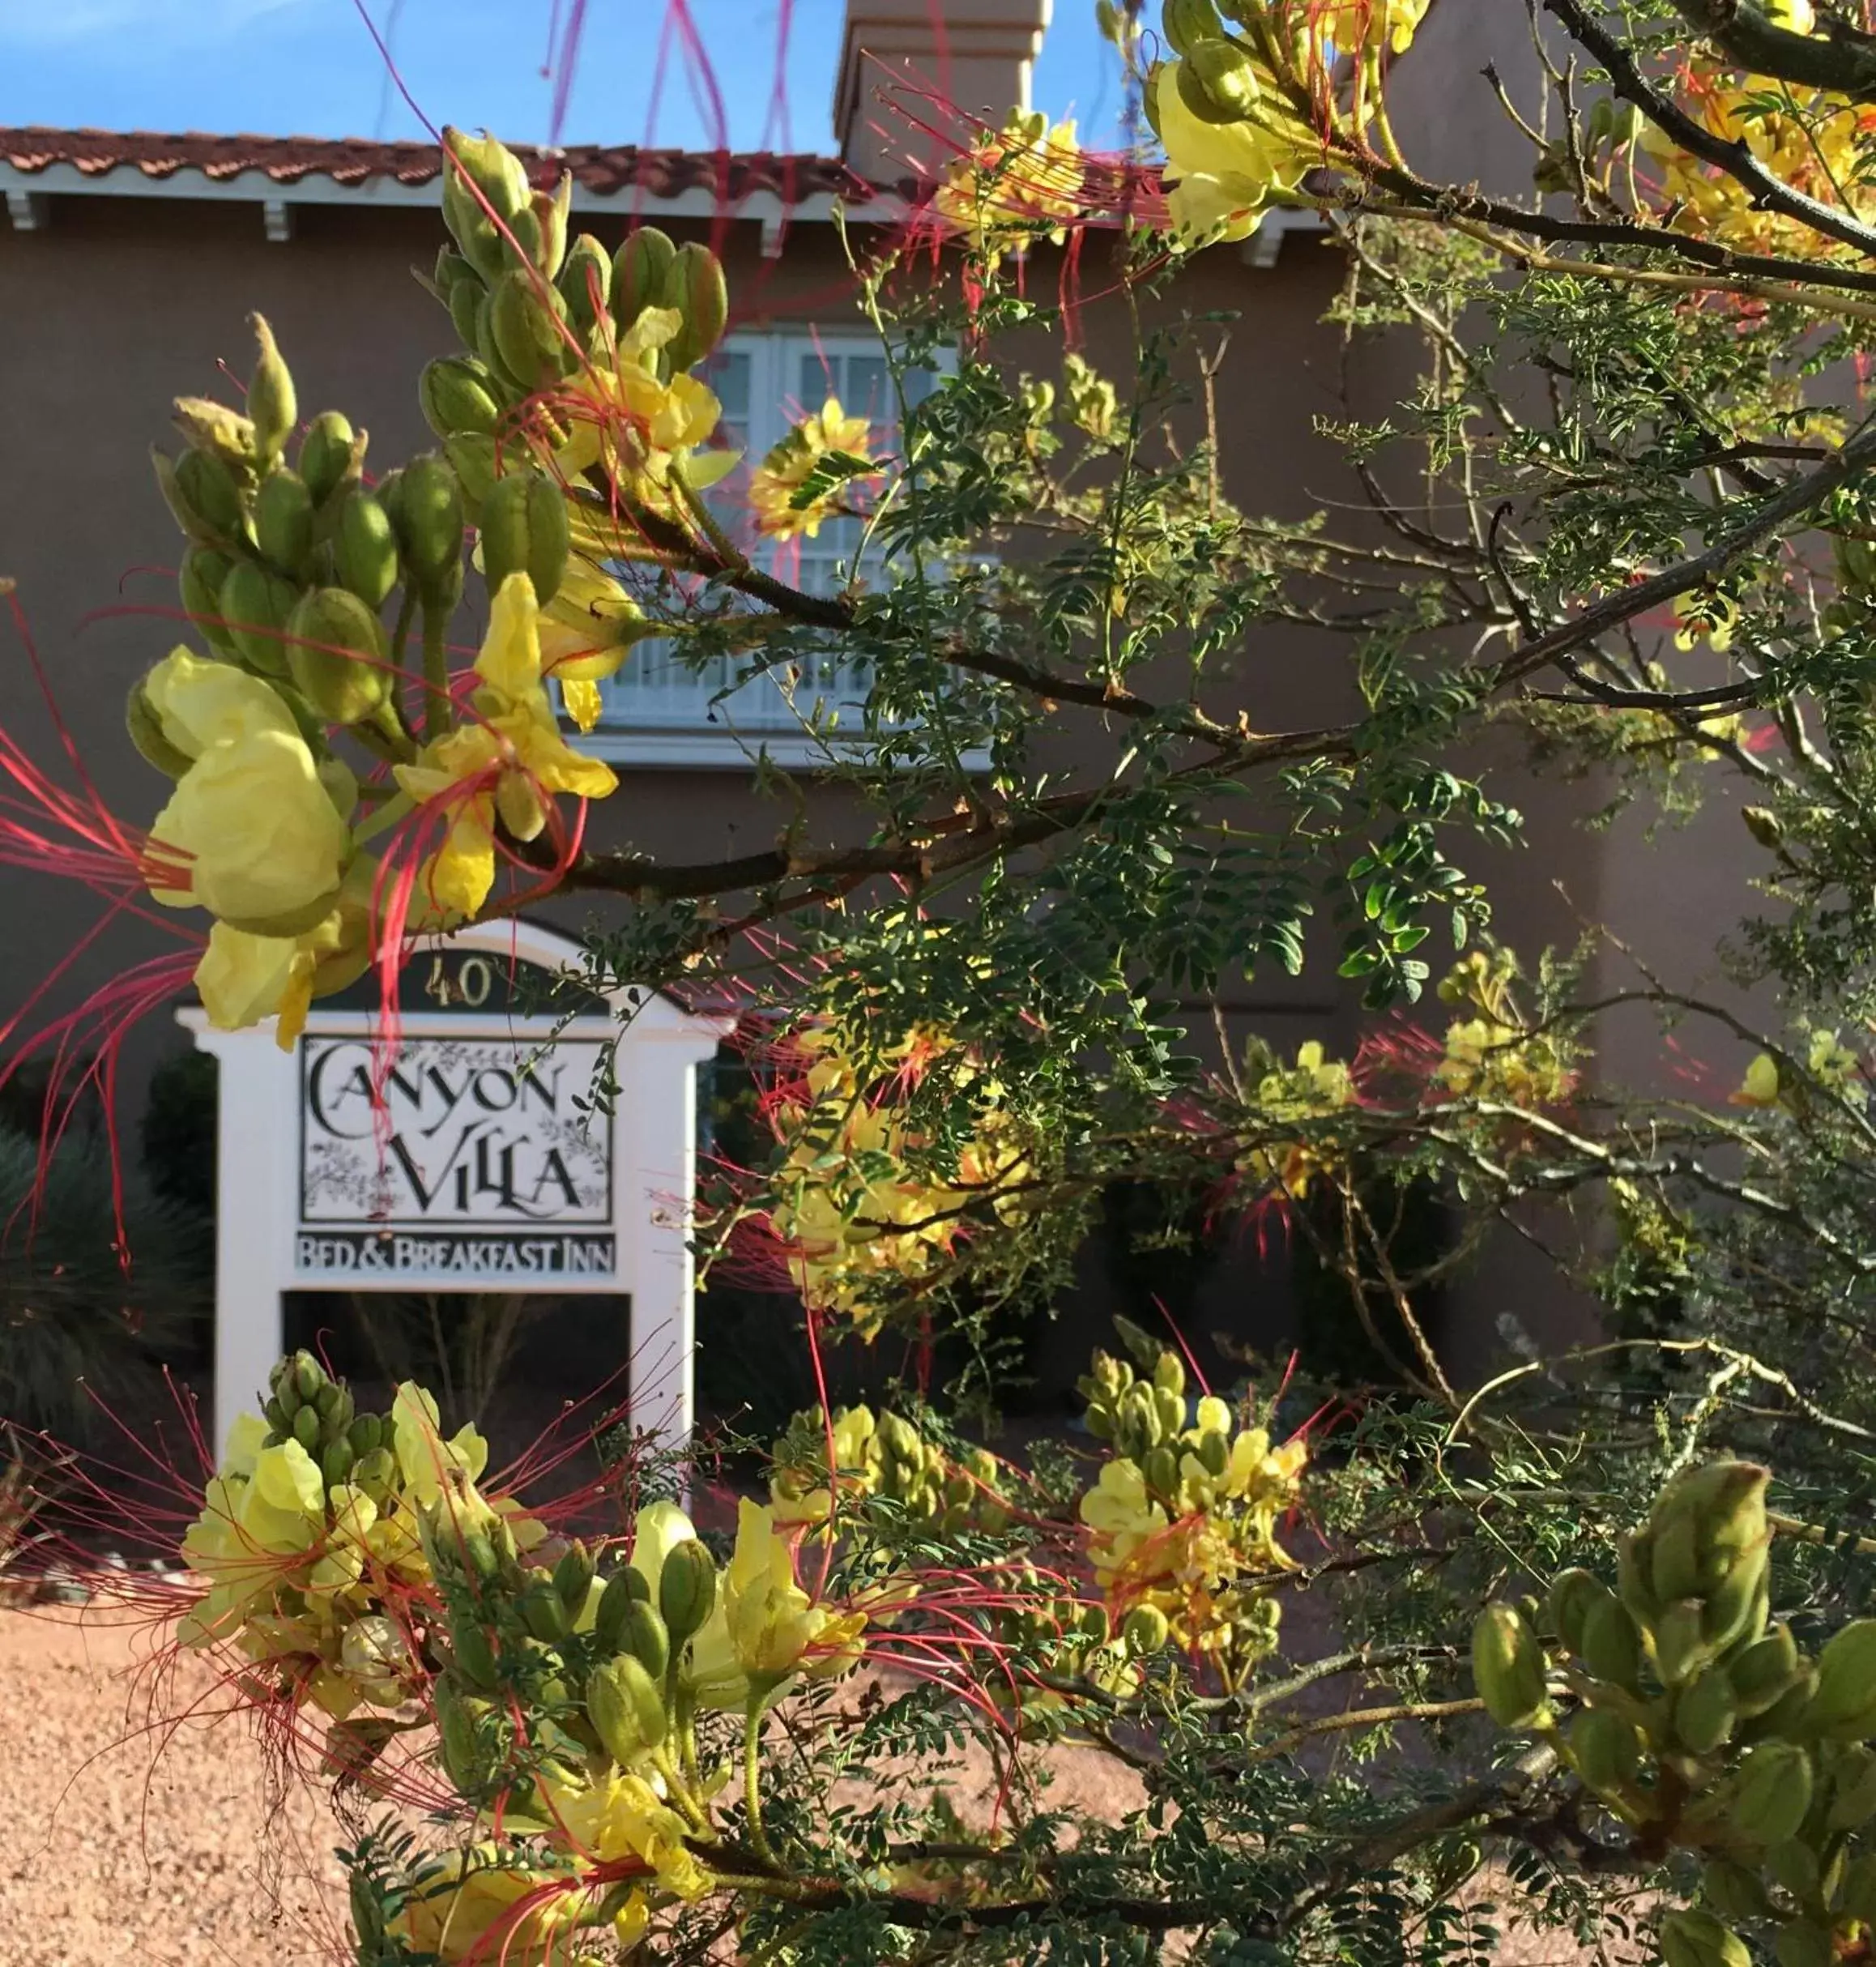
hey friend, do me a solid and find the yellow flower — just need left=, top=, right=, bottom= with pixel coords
left=1154, top=58, right=1317, bottom=244
left=543, top=1768, right=713, bottom=1900
left=770, top=1404, right=878, bottom=1525
left=391, top=1380, right=490, bottom=1508
left=393, top=573, right=617, bottom=920
left=1731, top=1051, right=1782, bottom=1108
left=687, top=1499, right=867, bottom=1708
left=537, top=556, right=652, bottom=732
left=936, top=109, right=1085, bottom=262
left=748, top=396, right=880, bottom=542
left=628, top=1497, right=701, bottom=1595
left=143, top=646, right=299, bottom=757
left=177, top=1434, right=330, bottom=1645
left=390, top=1849, right=586, bottom=1965
left=147, top=721, right=352, bottom=935
left=556, top=307, right=727, bottom=500
left=192, top=856, right=379, bottom=1048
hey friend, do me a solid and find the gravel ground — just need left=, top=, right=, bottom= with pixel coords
left=0, top=1606, right=1614, bottom=1967
left=0, top=1608, right=348, bottom=1966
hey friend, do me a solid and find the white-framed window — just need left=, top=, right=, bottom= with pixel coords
left=578, top=331, right=953, bottom=768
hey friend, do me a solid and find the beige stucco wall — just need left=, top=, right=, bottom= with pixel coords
left=0, top=178, right=1627, bottom=1377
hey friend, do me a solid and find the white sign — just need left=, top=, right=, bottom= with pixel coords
left=296, top=1033, right=615, bottom=1279
left=181, top=918, right=731, bottom=1463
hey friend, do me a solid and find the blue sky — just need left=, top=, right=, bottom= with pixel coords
left=1, top=1, right=1128, bottom=154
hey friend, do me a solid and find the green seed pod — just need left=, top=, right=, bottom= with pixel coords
left=292, top=1404, right=321, bottom=1452
left=126, top=677, right=194, bottom=779
left=333, top=488, right=400, bottom=609
left=558, top=233, right=612, bottom=344
left=586, top=1656, right=666, bottom=1762
left=1660, top=1910, right=1750, bottom=1967
left=1807, top=1622, right=1876, bottom=1741
left=666, top=240, right=728, bottom=372
left=1123, top=1602, right=1170, bottom=1657
left=488, top=267, right=574, bottom=394
left=1568, top=1705, right=1641, bottom=1794
left=285, top=585, right=391, bottom=726
left=1677, top=1665, right=1740, bottom=1756
left=420, top=356, right=505, bottom=442
left=297, top=412, right=356, bottom=508
left=396, top=452, right=466, bottom=598
left=553, top=1540, right=595, bottom=1617
left=612, top=225, right=678, bottom=331
left=622, top=1599, right=670, bottom=1683
left=658, top=1539, right=717, bottom=1649
left=218, top=558, right=299, bottom=679
left=1548, top=1569, right=1610, bottom=1657
left=255, top=467, right=315, bottom=578
left=247, top=315, right=298, bottom=470
left=1473, top=1603, right=1550, bottom=1730
left=478, top=468, right=569, bottom=605
left=1731, top=1741, right=1816, bottom=1848
left=1701, top=1857, right=1773, bottom=1925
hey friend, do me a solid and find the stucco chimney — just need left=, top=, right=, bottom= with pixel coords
left=834, top=0, right=1053, bottom=186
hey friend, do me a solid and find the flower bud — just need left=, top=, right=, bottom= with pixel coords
left=1729, top=1740, right=1814, bottom=1846
left=297, top=412, right=357, bottom=508
left=255, top=468, right=315, bottom=579
left=658, top=1538, right=717, bottom=1649
left=433, top=1676, right=484, bottom=1794
left=173, top=397, right=259, bottom=472
left=1567, top=1706, right=1640, bottom=1795
left=441, top=127, right=531, bottom=281
left=622, top=1599, right=671, bottom=1682
left=558, top=233, right=612, bottom=345
left=1699, top=1857, right=1772, bottom=1924
left=1179, top=39, right=1261, bottom=122
left=348, top=1411, right=382, bottom=1459
left=1742, top=806, right=1784, bottom=852
left=1162, top=0, right=1228, bottom=56
left=420, top=356, right=505, bottom=442
left=1659, top=1909, right=1750, bottom=1967
left=247, top=315, right=297, bottom=471
left=176, top=547, right=237, bottom=658
left=286, top=586, right=391, bottom=726
left=396, top=453, right=466, bottom=598
left=530, top=171, right=572, bottom=280
left=292, top=1404, right=321, bottom=1452
left=479, top=468, right=570, bottom=606
left=1842, top=1850, right=1876, bottom=1925
left=1654, top=1599, right=1712, bottom=1687
left=1472, top=1602, right=1549, bottom=1729
left=156, top=446, right=246, bottom=547
left=448, top=273, right=486, bottom=350
left=518, top=1574, right=570, bottom=1644
left=1674, top=1664, right=1739, bottom=1756
left=613, top=226, right=678, bottom=332
left=1730, top=1624, right=1802, bottom=1718
left=1775, top=1922, right=1835, bottom=1967
left=1122, top=1602, right=1170, bottom=1657
left=1828, top=1744, right=1876, bottom=1828
left=667, top=241, right=728, bottom=373
left=1806, top=1620, right=1876, bottom=1740
left=218, top=558, right=300, bottom=679
left=488, top=267, right=575, bottom=394
left=126, top=678, right=194, bottom=779
left=587, top=1656, right=667, bottom=1764
left=334, top=488, right=400, bottom=609
left=594, top=1564, right=653, bottom=1653
left=322, top=1439, right=356, bottom=1490
left=552, top=1539, right=595, bottom=1616
left=1547, top=1568, right=1610, bottom=1657
left=340, top=1615, right=411, bottom=1706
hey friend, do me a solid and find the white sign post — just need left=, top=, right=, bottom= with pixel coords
left=179, top=918, right=728, bottom=1460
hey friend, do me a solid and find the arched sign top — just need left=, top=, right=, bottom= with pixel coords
left=181, top=915, right=731, bottom=1461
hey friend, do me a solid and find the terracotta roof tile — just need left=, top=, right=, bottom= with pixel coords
left=0, top=127, right=876, bottom=206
